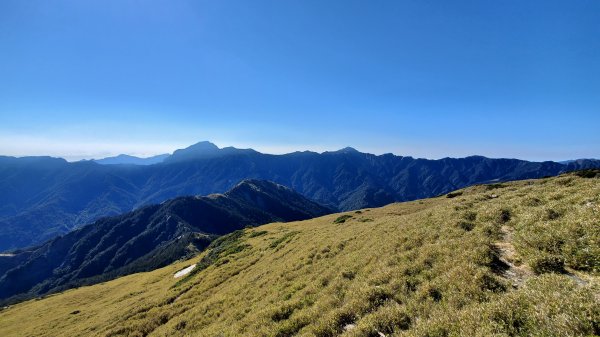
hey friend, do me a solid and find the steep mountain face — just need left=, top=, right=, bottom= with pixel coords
left=0, top=157, right=146, bottom=249
left=0, top=180, right=331, bottom=303
left=1, top=142, right=599, bottom=251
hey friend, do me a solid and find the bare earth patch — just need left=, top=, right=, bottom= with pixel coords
left=495, top=225, right=532, bottom=287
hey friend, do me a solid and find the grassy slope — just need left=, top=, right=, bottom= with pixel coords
left=0, top=173, right=598, bottom=337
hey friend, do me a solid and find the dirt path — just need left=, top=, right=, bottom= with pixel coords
left=494, top=226, right=532, bottom=288
left=495, top=225, right=593, bottom=290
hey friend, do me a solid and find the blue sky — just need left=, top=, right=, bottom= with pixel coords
left=1, top=0, right=599, bottom=161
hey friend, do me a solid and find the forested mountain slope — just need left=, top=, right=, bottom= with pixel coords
left=0, top=180, right=331, bottom=304
left=1, top=141, right=599, bottom=250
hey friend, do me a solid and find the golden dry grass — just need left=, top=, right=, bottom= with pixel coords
left=0, top=172, right=598, bottom=337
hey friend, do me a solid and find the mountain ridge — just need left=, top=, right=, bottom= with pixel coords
left=0, top=179, right=331, bottom=304
left=1, top=141, right=599, bottom=250
left=93, top=153, right=169, bottom=165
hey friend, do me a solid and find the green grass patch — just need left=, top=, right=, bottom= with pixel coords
left=269, top=231, right=299, bottom=249
left=333, top=214, right=353, bottom=224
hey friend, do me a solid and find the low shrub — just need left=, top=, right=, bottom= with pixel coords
left=463, top=211, right=477, bottom=221
left=530, top=254, right=565, bottom=274
left=574, top=169, right=600, bottom=178
left=545, top=209, right=561, bottom=220
left=341, top=270, right=356, bottom=280
left=458, top=221, right=475, bottom=231
left=498, top=209, right=511, bottom=224
left=270, top=231, right=299, bottom=249
left=446, top=192, right=463, bottom=198
left=247, top=230, right=268, bottom=238
left=333, top=215, right=353, bottom=224
left=271, top=304, right=295, bottom=322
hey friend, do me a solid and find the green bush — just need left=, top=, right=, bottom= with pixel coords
left=486, top=183, right=506, bottom=190
left=463, top=211, right=477, bottom=221
left=546, top=209, right=561, bottom=220
left=530, top=254, right=565, bottom=274
left=446, top=192, right=463, bottom=198
left=498, top=209, right=511, bottom=224
left=269, top=231, right=299, bottom=249
left=333, top=215, right=353, bottom=224
left=574, top=169, right=600, bottom=178
left=271, top=304, right=295, bottom=322
left=247, top=230, right=268, bottom=238
left=458, top=221, right=475, bottom=231
left=341, top=270, right=356, bottom=280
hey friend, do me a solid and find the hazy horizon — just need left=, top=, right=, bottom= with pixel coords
left=1, top=138, right=597, bottom=163
left=1, top=1, right=599, bottom=162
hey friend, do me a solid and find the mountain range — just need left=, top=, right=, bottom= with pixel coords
left=93, top=154, right=169, bottom=165
left=0, top=179, right=331, bottom=304
left=1, top=141, right=599, bottom=251
left=1, top=171, right=597, bottom=336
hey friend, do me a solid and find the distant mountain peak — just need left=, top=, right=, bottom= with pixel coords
left=327, top=147, right=360, bottom=154
left=166, top=141, right=257, bottom=163
left=166, top=141, right=221, bottom=163
left=185, top=141, right=220, bottom=151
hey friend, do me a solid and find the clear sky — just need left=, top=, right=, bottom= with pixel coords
left=1, top=0, right=599, bottom=161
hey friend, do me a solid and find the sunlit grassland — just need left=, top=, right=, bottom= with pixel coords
left=0, top=172, right=598, bottom=336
